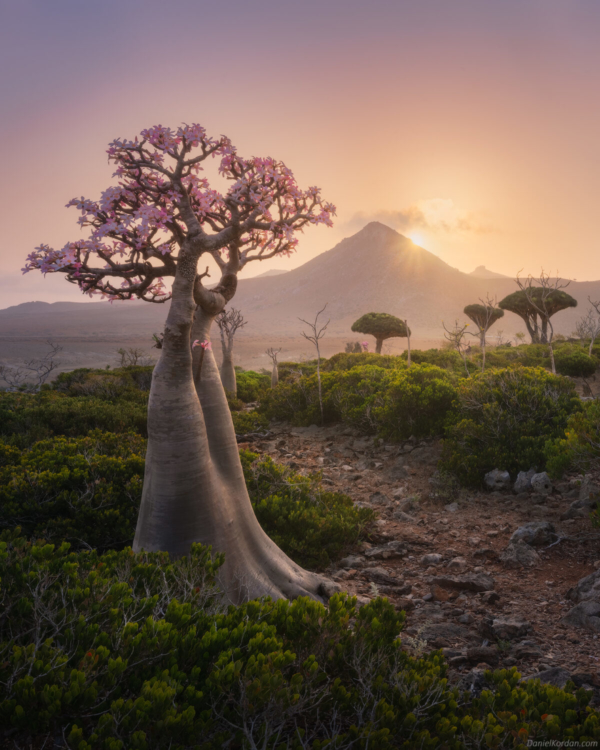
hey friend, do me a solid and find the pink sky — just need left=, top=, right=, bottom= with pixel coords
left=1, top=0, right=599, bottom=308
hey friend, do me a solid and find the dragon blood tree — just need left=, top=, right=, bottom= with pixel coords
left=24, top=124, right=335, bottom=603
left=463, top=302, right=504, bottom=347
left=351, top=312, right=410, bottom=354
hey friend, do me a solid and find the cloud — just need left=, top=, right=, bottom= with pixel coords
left=345, top=198, right=494, bottom=235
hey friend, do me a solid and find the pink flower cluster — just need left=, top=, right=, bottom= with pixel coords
left=24, top=123, right=335, bottom=302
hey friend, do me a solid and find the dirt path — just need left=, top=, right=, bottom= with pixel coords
left=242, top=422, right=600, bottom=693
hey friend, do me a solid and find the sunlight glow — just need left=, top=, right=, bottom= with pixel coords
left=407, top=232, right=427, bottom=248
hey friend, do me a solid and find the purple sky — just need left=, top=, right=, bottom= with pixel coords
left=1, top=0, right=600, bottom=307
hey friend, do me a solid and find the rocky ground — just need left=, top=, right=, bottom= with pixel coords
left=239, top=421, right=600, bottom=699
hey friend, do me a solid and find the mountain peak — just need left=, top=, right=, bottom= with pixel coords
left=469, top=265, right=510, bottom=279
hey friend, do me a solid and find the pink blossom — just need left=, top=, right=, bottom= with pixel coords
left=192, top=340, right=211, bottom=350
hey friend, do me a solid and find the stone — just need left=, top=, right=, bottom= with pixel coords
left=364, top=540, right=407, bottom=560
left=490, top=617, right=533, bottom=640
left=567, top=568, right=600, bottom=603
left=420, top=622, right=472, bottom=646
left=484, top=469, right=511, bottom=491
left=364, top=567, right=400, bottom=586
left=473, top=548, right=499, bottom=561
left=512, top=640, right=543, bottom=660
left=369, top=491, right=389, bottom=505
left=466, top=646, right=499, bottom=666
left=395, top=597, right=415, bottom=612
left=500, top=540, right=541, bottom=568
left=561, top=601, right=600, bottom=632
left=393, top=511, right=415, bottom=523
left=447, top=557, right=468, bottom=571
left=339, top=555, right=365, bottom=569
left=561, top=476, right=600, bottom=520
left=457, top=613, right=474, bottom=624
left=513, top=468, right=536, bottom=494
left=510, top=521, right=557, bottom=547
left=524, top=667, right=572, bottom=688
left=431, top=584, right=451, bottom=602
left=319, top=579, right=342, bottom=599
left=445, top=502, right=459, bottom=513
left=378, top=583, right=413, bottom=596
left=481, top=591, right=501, bottom=605
left=468, top=536, right=482, bottom=547
left=530, top=472, right=553, bottom=495
left=420, top=553, right=443, bottom=566
left=431, top=573, right=495, bottom=593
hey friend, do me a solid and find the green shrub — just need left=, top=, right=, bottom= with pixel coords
left=0, top=531, right=597, bottom=748
left=0, top=391, right=148, bottom=446
left=370, top=364, right=458, bottom=441
left=241, top=450, right=374, bottom=569
left=545, top=399, right=600, bottom=477
left=236, top=369, right=270, bottom=402
left=322, top=352, right=404, bottom=372
left=0, top=431, right=145, bottom=550
left=441, top=366, right=581, bottom=486
left=261, top=364, right=457, bottom=441
left=53, top=366, right=153, bottom=400
left=400, top=348, right=474, bottom=373
left=231, top=410, right=270, bottom=434
left=554, top=346, right=598, bottom=377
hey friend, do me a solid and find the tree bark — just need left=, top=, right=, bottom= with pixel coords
left=220, top=350, right=237, bottom=395
left=134, top=256, right=329, bottom=604
left=271, top=363, right=279, bottom=387
left=375, top=337, right=383, bottom=354
left=189, top=306, right=328, bottom=603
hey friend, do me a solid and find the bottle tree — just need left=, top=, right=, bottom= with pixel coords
left=24, top=124, right=335, bottom=603
left=215, top=307, right=246, bottom=396
left=351, top=312, right=410, bottom=354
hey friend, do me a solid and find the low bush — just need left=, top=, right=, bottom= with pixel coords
left=545, top=399, right=600, bottom=477
left=235, top=369, right=270, bottom=402
left=231, top=410, right=270, bottom=434
left=261, top=363, right=457, bottom=441
left=241, top=450, right=374, bottom=569
left=0, top=431, right=146, bottom=550
left=322, top=352, right=404, bottom=372
left=0, top=391, right=148, bottom=446
left=441, top=366, right=581, bottom=486
left=554, top=346, right=598, bottom=377
left=1, top=532, right=598, bottom=748
left=400, top=348, right=475, bottom=374
left=53, top=365, right=153, bottom=400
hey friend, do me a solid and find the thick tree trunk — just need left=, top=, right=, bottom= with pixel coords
left=220, top=350, right=237, bottom=395
left=375, top=337, right=383, bottom=354
left=271, top=363, right=279, bottom=387
left=189, top=307, right=329, bottom=604
left=133, top=265, right=219, bottom=559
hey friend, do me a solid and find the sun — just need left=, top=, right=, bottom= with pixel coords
left=406, top=232, right=426, bottom=247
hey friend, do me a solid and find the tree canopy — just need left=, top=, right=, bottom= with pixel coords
left=463, top=303, right=504, bottom=345
left=499, top=288, right=577, bottom=343
left=351, top=313, right=410, bottom=353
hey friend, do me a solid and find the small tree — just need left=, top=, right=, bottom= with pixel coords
left=463, top=297, right=504, bottom=372
left=404, top=319, right=411, bottom=367
left=499, top=272, right=577, bottom=344
left=0, top=340, right=62, bottom=392
left=116, top=347, right=153, bottom=367
left=585, top=298, right=600, bottom=355
left=442, top=320, right=471, bottom=377
left=299, top=305, right=329, bottom=425
left=266, top=347, right=282, bottom=387
left=345, top=341, right=362, bottom=353
left=351, top=313, right=410, bottom=354
left=215, top=307, right=246, bottom=396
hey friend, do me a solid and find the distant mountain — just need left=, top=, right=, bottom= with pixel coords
left=469, top=265, right=511, bottom=279
left=1, top=222, right=596, bottom=339
left=253, top=269, right=288, bottom=278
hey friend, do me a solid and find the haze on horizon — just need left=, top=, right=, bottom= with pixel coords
left=1, top=0, right=599, bottom=308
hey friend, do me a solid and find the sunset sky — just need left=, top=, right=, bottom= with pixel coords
left=1, top=0, right=599, bottom=308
